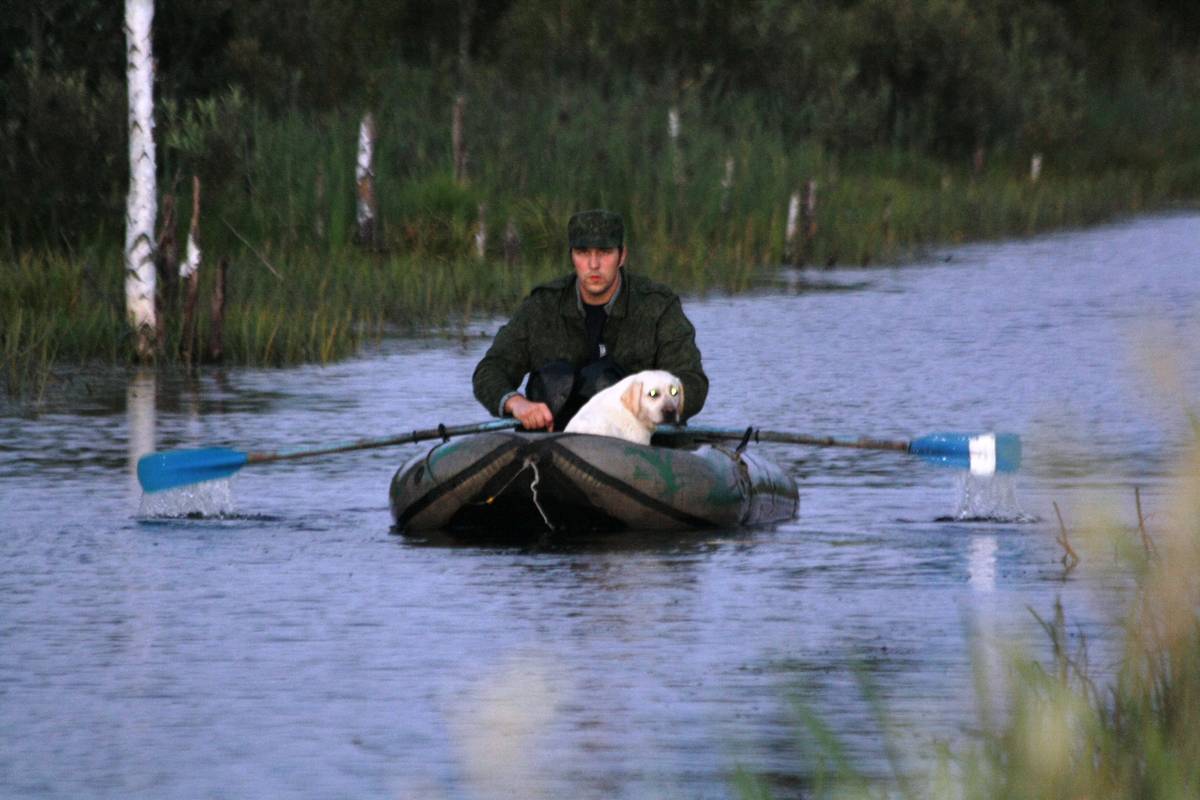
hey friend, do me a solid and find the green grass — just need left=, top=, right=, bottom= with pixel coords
left=4, top=70, right=1200, bottom=397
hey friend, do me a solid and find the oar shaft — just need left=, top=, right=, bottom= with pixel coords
left=245, top=419, right=522, bottom=464
left=750, top=429, right=911, bottom=452
left=658, top=425, right=910, bottom=453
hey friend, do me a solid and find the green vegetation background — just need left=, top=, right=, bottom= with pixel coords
left=4, top=0, right=1200, bottom=386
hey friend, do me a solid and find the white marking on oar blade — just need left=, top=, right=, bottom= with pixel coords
left=968, top=434, right=997, bottom=476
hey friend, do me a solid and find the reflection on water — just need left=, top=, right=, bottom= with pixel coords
left=2, top=214, right=1199, bottom=798
left=125, top=369, right=156, bottom=493
left=968, top=535, right=998, bottom=592
left=451, top=652, right=567, bottom=799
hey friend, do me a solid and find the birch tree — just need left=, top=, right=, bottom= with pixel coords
left=125, top=0, right=157, bottom=359
left=355, top=112, right=378, bottom=247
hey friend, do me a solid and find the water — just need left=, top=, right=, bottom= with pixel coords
left=2, top=213, right=1198, bottom=798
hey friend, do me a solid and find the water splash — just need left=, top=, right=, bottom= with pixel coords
left=945, top=473, right=1038, bottom=523
left=138, top=479, right=236, bottom=518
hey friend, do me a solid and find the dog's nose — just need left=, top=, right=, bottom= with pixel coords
left=664, top=403, right=680, bottom=424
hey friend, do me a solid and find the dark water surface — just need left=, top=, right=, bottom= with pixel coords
left=3, top=214, right=1198, bottom=798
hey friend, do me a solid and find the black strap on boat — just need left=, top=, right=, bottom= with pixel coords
left=735, top=425, right=756, bottom=455
left=438, top=423, right=450, bottom=443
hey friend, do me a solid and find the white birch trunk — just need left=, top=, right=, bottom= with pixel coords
left=784, top=191, right=800, bottom=264
left=503, top=218, right=521, bottom=267
left=668, top=107, right=684, bottom=187
left=795, top=181, right=818, bottom=265
left=355, top=112, right=377, bottom=246
left=452, top=94, right=468, bottom=185
left=181, top=176, right=201, bottom=280
left=802, top=180, right=818, bottom=237
left=474, top=203, right=487, bottom=259
left=182, top=230, right=201, bottom=279
left=181, top=178, right=202, bottom=365
left=124, top=0, right=157, bottom=358
left=720, top=155, right=735, bottom=214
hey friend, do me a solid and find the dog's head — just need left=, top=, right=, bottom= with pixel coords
left=619, top=370, right=684, bottom=429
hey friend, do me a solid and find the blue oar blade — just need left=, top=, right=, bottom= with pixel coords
left=137, top=447, right=249, bottom=493
left=907, top=433, right=1021, bottom=474
left=994, top=433, right=1022, bottom=473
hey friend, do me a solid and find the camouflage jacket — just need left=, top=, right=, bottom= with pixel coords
left=473, top=269, right=708, bottom=421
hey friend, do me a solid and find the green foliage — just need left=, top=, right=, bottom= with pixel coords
left=389, top=174, right=480, bottom=255
left=3, top=0, right=1199, bottom=252
left=486, top=0, right=1096, bottom=155
left=161, top=89, right=251, bottom=191
left=0, top=61, right=125, bottom=246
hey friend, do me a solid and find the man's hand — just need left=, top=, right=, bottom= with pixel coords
left=504, top=395, right=555, bottom=431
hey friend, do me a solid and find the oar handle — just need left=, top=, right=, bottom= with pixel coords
left=245, top=418, right=522, bottom=464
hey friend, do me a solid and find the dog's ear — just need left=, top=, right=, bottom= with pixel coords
left=621, top=380, right=643, bottom=417
left=676, top=382, right=684, bottom=418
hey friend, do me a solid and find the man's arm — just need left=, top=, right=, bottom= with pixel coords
left=655, top=296, right=708, bottom=420
left=473, top=306, right=531, bottom=416
left=472, top=301, right=556, bottom=429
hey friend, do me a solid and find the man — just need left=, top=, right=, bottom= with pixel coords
left=473, top=209, right=708, bottom=430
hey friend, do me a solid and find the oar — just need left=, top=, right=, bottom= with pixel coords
left=655, top=425, right=1021, bottom=474
left=137, top=418, right=521, bottom=493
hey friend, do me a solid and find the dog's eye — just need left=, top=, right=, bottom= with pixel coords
left=648, top=389, right=659, bottom=398
left=669, top=386, right=679, bottom=397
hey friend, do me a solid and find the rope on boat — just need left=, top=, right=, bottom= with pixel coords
left=479, top=454, right=555, bottom=532
left=525, top=456, right=554, bottom=531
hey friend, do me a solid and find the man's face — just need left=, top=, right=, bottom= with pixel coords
left=572, top=246, right=625, bottom=305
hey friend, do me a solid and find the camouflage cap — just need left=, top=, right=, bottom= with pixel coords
left=567, top=209, right=624, bottom=249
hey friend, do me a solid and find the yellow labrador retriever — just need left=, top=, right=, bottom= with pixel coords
left=564, top=370, right=684, bottom=444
